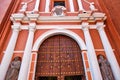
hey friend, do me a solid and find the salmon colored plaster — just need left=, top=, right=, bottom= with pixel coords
left=14, top=30, right=28, bottom=51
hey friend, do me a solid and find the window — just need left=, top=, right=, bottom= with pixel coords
left=54, top=1, right=65, bottom=7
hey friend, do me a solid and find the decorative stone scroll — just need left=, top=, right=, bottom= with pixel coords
left=98, top=55, right=114, bottom=80
left=5, top=57, right=21, bottom=80
left=51, top=5, right=66, bottom=16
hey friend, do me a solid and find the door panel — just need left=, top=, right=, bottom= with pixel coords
left=38, top=76, right=57, bottom=80
left=65, top=75, right=82, bottom=80
left=35, top=35, right=85, bottom=80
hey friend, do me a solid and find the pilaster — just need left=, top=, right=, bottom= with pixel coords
left=96, top=22, right=120, bottom=80
left=69, top=0, right=74, bottom=12
left=18, top=23, right=36, bottom=80
left=0, top=22, right=21, bottom=80
left=82, top=22, right=102, bottom=80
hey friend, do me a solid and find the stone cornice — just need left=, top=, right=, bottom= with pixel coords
left=10, top=12, right=106, bottom=24
left=15, top=24, right=106, bottom=30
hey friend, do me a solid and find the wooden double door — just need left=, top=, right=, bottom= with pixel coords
left=35, top=35, right=85, bottom=80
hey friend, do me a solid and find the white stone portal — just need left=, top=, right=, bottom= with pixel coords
left=33, top=29, right=87, bottom=51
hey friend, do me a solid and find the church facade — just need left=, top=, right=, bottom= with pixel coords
left=0, top=0, right=120, bottom=80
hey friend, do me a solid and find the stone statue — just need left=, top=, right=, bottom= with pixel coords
left=52, top=5, right=66, bottom=16
left=98, top=55, right=114, bottom=80
left=89, top=2, right=96, bottom=10
left=19, top=2, right=28, bottom=12
left=19, top=0, right=33, bottom=12
left=83, top=0, right=97, bottom=11
left=5, top=57, right=21, bottom=80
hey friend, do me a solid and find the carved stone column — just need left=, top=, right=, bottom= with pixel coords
left=69, top=0, right=74, bottom=12
left=77, top=0, right=84, bottom=11
left=0, top=22, right=21, bottom=80
left=18, top=23, right=36, bottom=80
left=45, top=0, right=50, bottom=12
left=33, top=0, right=41, bottom=11
left=96, top=22, right=120, bottom=80
left=82, top=22, right=102, bottom=80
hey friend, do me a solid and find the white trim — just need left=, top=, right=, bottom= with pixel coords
left=20, top=25, right=97, bottom=30
left=69, top=0, right=75, bottom=12
left=45, top=0, right=50, bottom=12
left=81, top=51, right=88, bottom=80
left=27, top=53, right=33, bottom=80
left=77, top=0, right=84, bottom=10
left=27, top=52, right=37, bottom=80
left=11, top=12, right=106, bottom=22
left=96, top=23, right=120, bottom=80
left=32, top=52, right=38, bottom=80
left=33, top=29, right=86, bottom=51
left=33, top=0, right=41, bottom=11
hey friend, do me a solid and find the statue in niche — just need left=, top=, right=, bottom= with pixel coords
left=5, top=57, right=21, bottom=80
left=51, top=5, right=66, bottom=16
left=98, top=55, right=114, bottom=80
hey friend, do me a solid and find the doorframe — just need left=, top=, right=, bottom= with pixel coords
left=30, top=29, right=89, bottom=80
left=33, top=29, right=86, bottom=51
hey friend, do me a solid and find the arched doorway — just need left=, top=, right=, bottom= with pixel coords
left=35, top=35, right=85, bottom=80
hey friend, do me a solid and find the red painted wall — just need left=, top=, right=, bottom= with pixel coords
left=97, top=0, right=120, bottom=65
left=0, top=0, right=12, bottom=24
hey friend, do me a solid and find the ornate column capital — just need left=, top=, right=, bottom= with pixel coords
left=12, top=22, right=21, bottom=31
left=29, top=23, right=36, bottom=32
left=81, top=22, right=89, bottom=31
left=96, top=22, right=105, bottom=31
